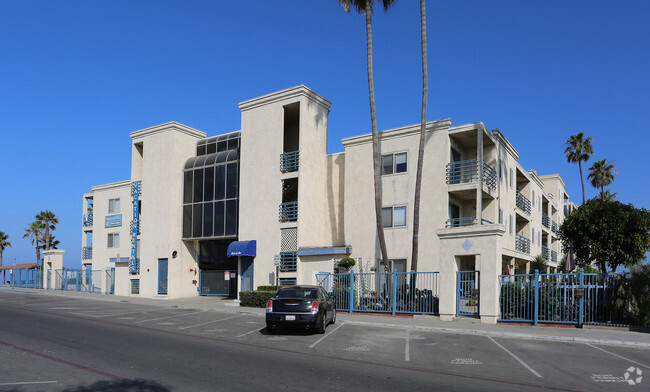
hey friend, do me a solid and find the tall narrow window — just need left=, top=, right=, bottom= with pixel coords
left=108, top=233, right=119, bottom=248
left=108, top=198, right=120, bottom=214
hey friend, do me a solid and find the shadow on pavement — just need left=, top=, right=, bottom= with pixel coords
left=61, top=379, right=169, bottom=392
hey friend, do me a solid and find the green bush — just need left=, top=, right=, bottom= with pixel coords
left=256, top=285, right=283, bottom=291
left=239, top=290, right=276, bottom=308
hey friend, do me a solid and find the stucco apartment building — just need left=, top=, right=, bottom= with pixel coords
left=81, top=85, right=572, bottom=321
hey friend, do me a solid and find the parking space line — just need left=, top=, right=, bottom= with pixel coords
left=237, top=327, right=263, bottom=338
left=308, top=322, right=345, bottom=349
left=585, top=343, right=649, bottom=369
left=71, top=308, right=153, bottom=318
left=135, top=310, right=206, bottom=324
left=487, top=336, right=542, bottom=378
left=0, top=381, right=58, bottom=386
left=405, top=329, right=410, bottom=362
left=179, top=314, right=243, bottom=330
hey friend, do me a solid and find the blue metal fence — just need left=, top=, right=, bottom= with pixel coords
left=316, top=270, right=439, bottom=315
left=457, top=271, right=479, bottom=316
left=499, top=270, right=621, bottom=325
left=10, top=269, right=41, bottom=288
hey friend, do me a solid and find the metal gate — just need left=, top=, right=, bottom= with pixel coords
left=199, top=270, right=236, bottom=296
left=106, top=268, right=115, bottom=294
left=240, top=257, right=254, bottom=292
left=457, top=271, right=479, bottom=316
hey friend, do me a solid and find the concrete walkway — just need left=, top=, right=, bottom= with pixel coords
left=3, top=286, right=649, bottom=349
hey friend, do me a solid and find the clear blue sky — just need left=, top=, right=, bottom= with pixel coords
left=2, top=0, right=649, bottom=268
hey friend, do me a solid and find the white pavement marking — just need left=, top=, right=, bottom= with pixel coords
left=309, top=322, right=345, bottom=349
left=71, top=308, right=152, bottom=318
left=405, top=329, right=410, bottom=362
left=0, top=381, right=58, bottom=386
left=135, top=310, right=206, bottom=324
left=586, top=343, right=650, bottom=369
left=179, top=314, right=243, bottom=330
left=488, top=336, right=542, bottom=378
left=237, top=327, right=263, bottom=338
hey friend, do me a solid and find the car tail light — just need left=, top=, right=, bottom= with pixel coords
left=266, top=300, right=273, bottom=313
left=311, top=301, right=319, bottom=313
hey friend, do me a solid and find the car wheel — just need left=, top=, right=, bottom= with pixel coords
left=317, top=313, right=326, bottom=334
left=331, top=308, right=336, bottom=325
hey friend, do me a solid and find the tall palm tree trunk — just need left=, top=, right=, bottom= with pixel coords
left=579, top=161, right=585, bottom=204
left=364, top=3, right=389, bottom=270
left=411, top=0, right=428, bottom=274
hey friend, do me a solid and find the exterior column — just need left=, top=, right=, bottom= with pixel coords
left=42, top=249, right=65, bottom=290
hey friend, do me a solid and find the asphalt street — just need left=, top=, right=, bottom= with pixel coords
left=0, top=290, right=648, bottom=391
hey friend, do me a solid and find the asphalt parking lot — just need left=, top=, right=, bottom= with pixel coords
left=1, top=290, right=648, bottom=391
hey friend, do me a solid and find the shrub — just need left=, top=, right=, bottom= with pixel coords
left=337, top=257, right=356, bottom=271
left=239, top=290, right=276, bottom=308
left=256, top=285, right=283, bottom=291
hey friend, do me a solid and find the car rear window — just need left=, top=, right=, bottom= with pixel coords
left=276, top=288, right=318, bottom=298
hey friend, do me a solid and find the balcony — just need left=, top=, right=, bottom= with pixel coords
left=515, top=234, right=531, bottom=254
left=446, top=217, right=493, bottom=228
left=542, top=213, right=550, bottom=229
left=279, top=252, right=297, bottom=272
left=551, top=250, right=558, bottom=263
left=280, top=151, right=300, bottom=173
left=279, top=201, right=298, bottom=222
left=446, top=160, right=497, bottom=191
left=542, top=245, right=550, bottom=261
left=516, top=191, right=531, bottom=214
left=551, top=220, right=558, bottom=233
left=83, top=212, right=93, bottom=227
left=82, top=246, right=92, bottom=260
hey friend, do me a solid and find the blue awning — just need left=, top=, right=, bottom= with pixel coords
left=227, top=240, right=256, bottom=257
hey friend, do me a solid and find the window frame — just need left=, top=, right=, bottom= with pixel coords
left=107, top=233, right=119, bottom=248
left=382, top=205, right=407, bottom=228
left=108, top=198, right=120, bottom=214
left=381, top=152, right=408, bottom=176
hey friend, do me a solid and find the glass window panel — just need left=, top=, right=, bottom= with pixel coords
left=214, top=201, right=225, bottom=237
left=183, top=205, right=192, bottom=238
left=217, top=141, right=227, bottom=152
left=215, top=165, right=225, bottom=200
left=382, top=154, right=393, bottom=175
left=193, top=204, right=203, bottom=238
left=393, top=206, right=406, bottom=226
left=226, top=163, right=238, bottom=199
left=197, top=145, right=206, bottom=156
left=225, top=200, right=237, bottom=236
left=227, top=138, right=239, bottom=150
left=193, top=169, right=204, bottom=203
left=382, top=207, right=392, bottom=228
left=204, top=167, right=214, bottom=201
left=203, top=202, right=213, bottom=237
left=183, top=171, right=193, bottom=204
left=395, top=153, right=407, bottom=173
left=206, top=143, right=216, bottom=154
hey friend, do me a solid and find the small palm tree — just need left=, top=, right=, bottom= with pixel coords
left=36, top=210, right=58, bottom=250
left=0, top=231, right=11, bottom=269
left=23, top=221, right=45, bottom=264
left=564, top=132, right=594, bottom=204
left=339, top=0, right=396, bottom=270
left=530, top=255, right=548, bottom=273
left=587, top=159, right=617, bottom=198
left=39, top=233, right=60, bottom=251
left=600, top=189, right=617, bottom=201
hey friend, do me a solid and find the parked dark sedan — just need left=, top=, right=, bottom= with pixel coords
left=265, top=285, right=336, bottom=334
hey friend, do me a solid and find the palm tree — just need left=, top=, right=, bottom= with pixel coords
left=339, top=0, right=396, bottom=270
left=410, top=0, right=427, bottom=274
left=35, top=210, right=58, bottom=250
left=39, top=233, right=60, bottom=251
left=587, top=159, right=617, bottom=198
left=564, top=132, right=594, bottom=204
left=23, top=221, right=45, bottom=264
left=530, top=254, right=548, bottom=273
left=600, top=189, right=617, bottom=201
left=0, top=231, right=11, bottom=269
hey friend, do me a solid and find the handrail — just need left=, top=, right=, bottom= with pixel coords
left=515, top=234, right=531, bottom=254
left=280, top=150, right=300, bottom=173
left=446, top=160, right=496, bottom=191
left=279, top=201, right=298, bottom=222
left=516, top=190, right=531, bottom=214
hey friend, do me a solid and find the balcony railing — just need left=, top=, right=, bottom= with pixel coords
left=542, top=245, right=550, bottom=261
left=82, top=246, right=93, bottom=260
left=280, top=151, right=300, bottom=173
left=83, top=212, right=93, bottom=227
left=542, top=213, right=550, bottom=229
left=551, top=250, right=558, bottom=263
left=445, top=160, right=497, bottom=191
left=279, top=252, right=297, bottom=272
left=515, top=234, right=531, bottom=254
left=445, top=217, right=493, bottom=228
left=551, top=220, right=558, bottom=233
left=279, top=201, right=298, bottom=222
left=516, top=191, right=531, bottom=214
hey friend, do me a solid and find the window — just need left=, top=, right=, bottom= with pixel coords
left=279, top=278, right=296, bottom=286
left=499, top=208, right=503, bottom=224
left=510, top=169, right=513, bottom=189
left=381, top=152, right=407, bottom=175
left=382, top=206, right=407, bottom=228
left=108, top=198, right=120, bottom=214
left=131, top=279, right=140, bottom=294
left=108, top=233, right=119, bottom=248
left=532, top=191, right=535, bottom=207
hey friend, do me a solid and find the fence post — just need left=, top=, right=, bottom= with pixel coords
left=63, top=268, right=67, bottom=291
left=391, top=269, right=397, bottom=316
left=349, top=270, right=354, bottom=314
left=533, top=269, right=539, bottom=326
left=578, top=268, right=584, bottom=328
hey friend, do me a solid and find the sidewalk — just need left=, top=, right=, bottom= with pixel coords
left=4, top=286, right=649, bottom=349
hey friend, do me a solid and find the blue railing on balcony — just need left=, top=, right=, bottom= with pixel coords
left=551, top=220, right=558, bottom=233
left=542, top=245, right=550, bottom=261
left=515, top=234, right=531, bottom=254
left=280, top=151, right=300, bottom=173
left=279, top=201, right=298, bottom=222
left=445, top=160, right=497, bottom=191
left=516, top=191, right=531, bottom=214
left=82, top=246, right=92, bottom=260
left=542, top=213, right=550, bottom=229
left=551, top=250, right=558, bottom=263
left=279, top=252, right=297, bottom=272
left=445, top=217, right=493, bottom=228
left=83, top=211, right=93, bottom=227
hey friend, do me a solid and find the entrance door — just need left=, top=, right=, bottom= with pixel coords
left=457, top=270, right=480, bottom=316
left=158, top=259, right=168, bottom=295
left=240, top=257, right=254, bottom=292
